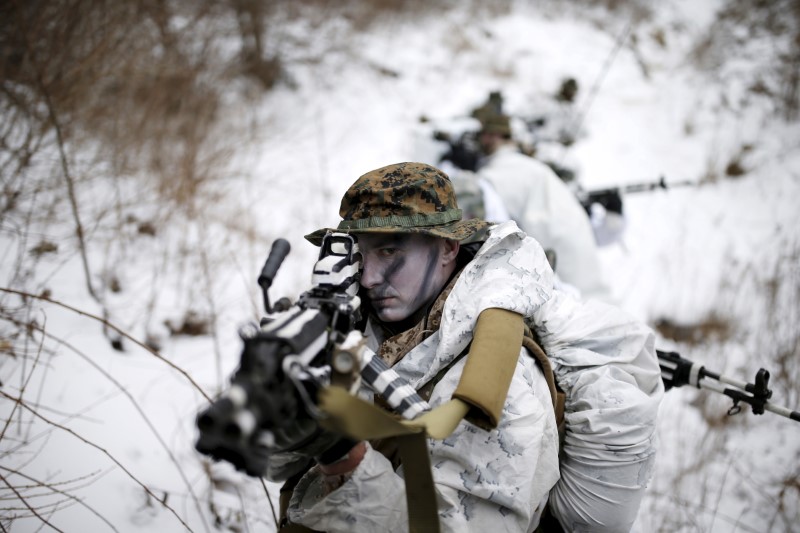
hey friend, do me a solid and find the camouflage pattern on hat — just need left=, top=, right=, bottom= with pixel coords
left=305, top=162, right=491, bottom=246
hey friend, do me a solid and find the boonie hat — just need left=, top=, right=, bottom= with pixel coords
left=478, top=114, right=512, bottom=137
left=305, top=162, right=490, bottom=246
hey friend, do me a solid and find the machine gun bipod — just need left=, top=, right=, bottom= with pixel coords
left=658, top=350, right=800, bottom=422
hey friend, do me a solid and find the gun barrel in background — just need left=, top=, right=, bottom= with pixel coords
left=658, top=350, right=800, bottom=422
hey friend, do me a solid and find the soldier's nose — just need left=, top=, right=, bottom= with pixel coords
left=359, top=257, right=382, bottom=289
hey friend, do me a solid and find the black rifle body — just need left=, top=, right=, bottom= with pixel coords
left=195, top=234, right=362, bottom=476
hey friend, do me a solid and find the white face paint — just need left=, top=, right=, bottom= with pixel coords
left=357, top=233, right=454, bottom=323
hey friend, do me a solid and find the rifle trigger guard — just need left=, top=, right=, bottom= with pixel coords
left=727, top=400, right=742, bottom=416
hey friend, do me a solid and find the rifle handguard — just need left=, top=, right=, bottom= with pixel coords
left=452, top=308, right=524, bottom=430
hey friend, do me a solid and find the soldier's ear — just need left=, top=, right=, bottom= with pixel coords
left=441, top=239, right=460, bottom=265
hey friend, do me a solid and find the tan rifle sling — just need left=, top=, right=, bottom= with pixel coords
left=521, top=326, right=566, bottom=438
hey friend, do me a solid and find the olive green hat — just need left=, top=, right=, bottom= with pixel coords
left=304, top=162, right=490, bottom=246
left=479, top=113, right=512, bottom=137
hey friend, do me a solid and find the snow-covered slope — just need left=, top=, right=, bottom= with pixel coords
left=2, top=2, right=797, bottom=531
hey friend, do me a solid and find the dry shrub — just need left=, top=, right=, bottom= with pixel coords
left=756, top=240, right=800, bottom=406
left=1, top=1, right=373, bottom=219
left=2, top=1, right=238, bottom=211
left=164, top=310, right=212, bottom=337
left=655, top=314, right=734, bottom=346
left=773, top=473, right=800, bottom=531
left=0, top=0, right=299, bottom=352
left=538, top=0, right=653, bottom=27
left=0, top=0, right=472, bottom=216
left=724, top=143, right=753, bottom=178
left=285, top=0, right=513, bottom=33
left=691, top=0, right=800, bottom=120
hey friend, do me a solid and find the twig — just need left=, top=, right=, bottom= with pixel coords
left=234, top=483, right=252, bottom=533
left=0, top=287, right=211, bottom=402
left=0, top=471, right=64, bottom=533
left=2, top=389, right=120, bottom=459
left=645, top=490, right=764, bottom=533
left=0, top=389, right=196, bottom=532
left=197, top=241, right=223, bottom=391
left=0, top=465, right=111, bottom=493
left=11, top=0, right=125, bottom=349
left=24, top=27, right=98, bottom=309
left=27, top=309, right=54, bottom=444
left=260, top=477, right=279, bottom=529
left=562, top=19, right=632, bottom=164
left=15, top=320, right=211, bottom=533
left=13, top=12, right=95, bottom=294
left=709, top=450, right=736, bottom=532
left=3, top=310, right=47, bottom=444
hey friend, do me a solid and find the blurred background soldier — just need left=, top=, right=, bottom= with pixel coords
left=475, top=113, right=613, bottom=303
left=470, top=90, right=505, bottom=124
left=526, top=77, right=582, bottom=151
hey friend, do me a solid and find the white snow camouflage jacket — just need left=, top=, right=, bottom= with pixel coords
left=478, top=145, right=612, bottom=304
left=286, top=220, right=664, bottom=532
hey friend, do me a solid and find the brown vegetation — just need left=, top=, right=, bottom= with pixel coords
left=691, top=0, right=800, bottom=120
left=655, top=314, right=733, bottom=346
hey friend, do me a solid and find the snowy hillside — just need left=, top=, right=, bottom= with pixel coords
left=1, top=1, right=798, bottom=532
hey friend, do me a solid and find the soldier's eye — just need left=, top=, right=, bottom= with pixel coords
left=378, top=248, right=397, bottom=257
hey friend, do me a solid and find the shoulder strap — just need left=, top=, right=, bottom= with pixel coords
left=522, top=325, right=565, bottom=439
left=452, top=308, right=525, bottom=430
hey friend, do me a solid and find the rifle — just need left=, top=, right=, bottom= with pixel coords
left=194, top=233, right=363, bottom=476
left=658, top=350, right=800, bottom=422
left=577, top=176, right=695, bottom=216
left=432, top=129, right=576, bottom=184
left=431, top=125, right=692, bottom=217
left=433, top=129, right=482, bottom=172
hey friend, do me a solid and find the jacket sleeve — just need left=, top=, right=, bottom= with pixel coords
left=532, top=290, right=664, bottom=532
left=285, top=354, right=560, bottom=533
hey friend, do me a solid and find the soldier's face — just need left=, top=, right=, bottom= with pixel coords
left=479, top=131, right=500, bottom=155
left=357, top=233, right=456, bottom=323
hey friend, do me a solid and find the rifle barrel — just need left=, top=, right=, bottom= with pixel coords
left=765, top=402, right=800, bottom=421
left=583, top=177, right=696, bottom=198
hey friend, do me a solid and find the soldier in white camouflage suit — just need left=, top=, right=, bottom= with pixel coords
left=475, top=115, right=613, bottom=304
left=274, top=162, right=663, bottom=532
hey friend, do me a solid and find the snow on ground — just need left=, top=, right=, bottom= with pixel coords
left=2, top=2, right=798, bottom=532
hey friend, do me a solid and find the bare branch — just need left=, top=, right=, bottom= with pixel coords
left=259, top=476, right=279, bottom=530
left=0, top=471, right=65, bottom=533
left=0, top=287, right=212, bottom=402
left=0, top=389, right=197, bottom=532
left=0, top=465, right=118, bottom=531
left=0, top=310, right=46, bottom=443
left=8, top=0, right=103, bottom=312
left=12, top=318, right=210, bottom=532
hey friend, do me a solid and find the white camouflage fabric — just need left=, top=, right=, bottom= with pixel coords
left=286, top=221, right=663, bottom=532
left=478, top=145, right=613, bottom=303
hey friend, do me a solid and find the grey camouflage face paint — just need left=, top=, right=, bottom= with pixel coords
left=357, top=233, right=450, bottom=323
